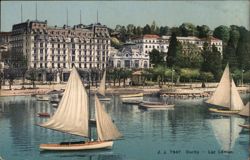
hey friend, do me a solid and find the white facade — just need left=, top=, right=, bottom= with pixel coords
left=110, top=44, right=150, bottom=69
left=11, top=20, right=111, bottom=71
left=133, top=34, right=223, bottom=54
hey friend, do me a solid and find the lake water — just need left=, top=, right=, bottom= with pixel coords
left=0, top=95, right=249, bottom=160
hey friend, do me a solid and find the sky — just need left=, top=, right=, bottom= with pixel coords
left=1, top=1, right=249, bottom=31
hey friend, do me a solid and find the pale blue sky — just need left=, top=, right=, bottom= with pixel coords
left=1, top=1, right=249, bottom=31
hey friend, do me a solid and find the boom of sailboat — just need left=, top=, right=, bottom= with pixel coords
left=38, top=67, right=122, bottom=151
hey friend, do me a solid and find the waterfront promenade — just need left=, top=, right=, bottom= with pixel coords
left=0, top=83, right=249, bottom=97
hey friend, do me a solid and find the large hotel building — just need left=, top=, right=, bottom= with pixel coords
left=11, top=20, right=111, bottom=72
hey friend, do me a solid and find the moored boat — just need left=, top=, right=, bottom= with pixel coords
left=120, top=93, right=143, bottom=98
left=139, top=101, right=175, bottom=109
left=37, top=112, right=50, bottom=117
left=238, top=124, right=250, bottom=129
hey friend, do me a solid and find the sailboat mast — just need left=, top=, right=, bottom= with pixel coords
left=88, top=72, right=91, bottom=141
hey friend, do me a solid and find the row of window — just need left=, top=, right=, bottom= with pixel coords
left=115, top=60, right=148, bottom=68
left=33, top=62, right=105, bottom=69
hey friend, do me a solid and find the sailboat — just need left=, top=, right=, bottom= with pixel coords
left=238, top=102, right=250, bottom=129
left=97, top=70, right=111, bottom=101
left=38, top=67, right=122, bottom=151
left=207, top=64, right=245, bottom=114
left=209, top=116, right=244, bottom=151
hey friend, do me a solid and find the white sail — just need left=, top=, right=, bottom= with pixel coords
left=206, top=64, right=231, bottom=108
left=209, top=116, right=244, bottom=151
left=95, top=96, right=122, bottom=141
left=98, top=71, right=106, bottom=96
left=39, top=67, right=89, bottom=137
left=230, top=79, right=244, bottom=110
left=238, top=102, right=250, bottom=117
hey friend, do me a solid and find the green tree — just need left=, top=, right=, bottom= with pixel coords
left=166, top=32, right=182, bottom=67
left=26, top=69, right=37, bottom=88
left=149, top=49, right=165, bottom=66
left=159, top=26, right=169, bottom=36
left=179, top=23, right=197, bottom=37
left=201, top=43, right=222, bottom=80
left=213, top=25, right=230, bottom=43
left=143, top=24, right=151, bottom=34
left=236, top=27, right=250, bottom=70
left=196, top=25, right=210, bottom=38
left=179, top=68, right=200, bottom=82
left=223, top=36, right=238, bottom=70
left=176, top=43, right=203, bottom=68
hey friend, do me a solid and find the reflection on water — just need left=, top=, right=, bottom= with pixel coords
left=0, top=95, right=249, bottom=160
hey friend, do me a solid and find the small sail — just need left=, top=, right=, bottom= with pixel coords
left=206, top=64, right=231, bottom=108
left=209, top=116, right=244, bottom=151
left=98, top=71, right=106, bottom=96
left=238, top=102, right=250, bottom=117
left=95, top=96, right=122, bottom=141
left=230, top=79, right=244, bottom=110
left=39, top=67, right=89, bottom=137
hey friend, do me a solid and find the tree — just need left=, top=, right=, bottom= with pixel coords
left=179, top=23, right=197, bottom=37
left=4, top=68, right=17, bottom=90
left=179, top=68, right=200, bottom=82
left=166, top=32, right=182, bottom=67
left=236, top=27, right=250, bottom=70
left=223, top=36, right=238, bottom=70
left=111, top=37, right=122, bottom=49
left=201, top=43, right=222, bottom=80
left=175, top=43, right=203, bottom=68
left=159, top=26, right=169, bottom=36
left=143, top=24, right=151, bottom=35
left=213, top=25, right=230, bottom=43
left=26, top=68, right=37, bottom=88
left=196, top=25, right=210, bottom=38
left=149, top=49, right=165, bottom=66
left=199, top=72, right=214, bottom=82
left=120, top=69, right=132, bottom=87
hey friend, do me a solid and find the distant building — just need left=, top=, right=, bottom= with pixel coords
left=132, top=34, right=223, bottom=55
left=109, top=43, right=150, bottom=69
left=0, top=32, right=11, bottom=70
left=10, top=20, right=111, bottom=81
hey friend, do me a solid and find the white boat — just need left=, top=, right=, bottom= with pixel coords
left=209, top=116, right=244, bottom=151
left=97, top=70, right=111, bottom=101
left=38, top=67, right=122, bottom=151
left=206, top=64, right=244, bottom=114
left=36, top=95, right=50, bottom=101
left=139, top=101, right=175, bottom=109
left=120, top=93, right=143, bottom=98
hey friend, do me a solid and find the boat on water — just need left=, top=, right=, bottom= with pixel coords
left=97, top=70, right=111, bottom=101
left=38, top=67, right=122, bottom=151
left=139, top=101, right=175, bottom=109
left=120, top=93, right=143, bottom=101
left=206, top=64, right=244, bottom=114
left=36, top=95, right=50, bottom=101
left=37, top=112, right=50, bottom=118
left=209, top=116, right=244, bottom=151
left=238, top=124, right=250, bottom=129
left=122, top=100, right=142, bottom=105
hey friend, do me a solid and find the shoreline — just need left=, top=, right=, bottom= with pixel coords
left=0, top=83, right=249, bottom=97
